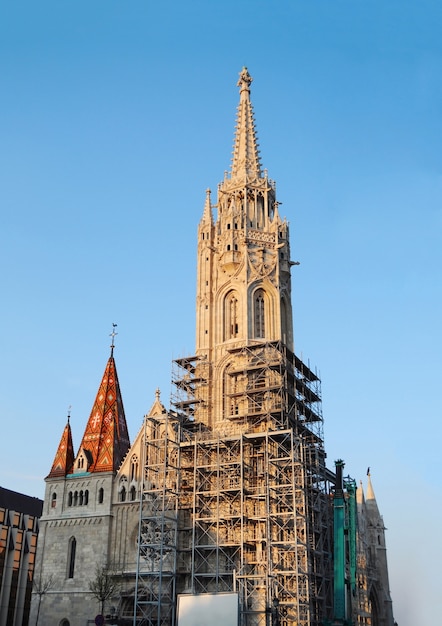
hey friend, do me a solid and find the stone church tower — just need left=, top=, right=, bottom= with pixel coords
left=31, top=69, right=395, bottom=626
left=195, top=67, right=294, bottom=431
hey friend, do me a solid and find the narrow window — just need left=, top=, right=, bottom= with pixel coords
left=254, top=289, right=266, bottom=338
left=225, top=292, right=239, bottom=339
left=73, top=491, right=78, bottom=506
left=68, top=537, right=76, bottom=578
left=98, top=488, right=104, bottom=504
left=51, top=493, right=57, bottom=508
left=130, top=456, right=139, bottom=482
left=79, top=491, right=83, bottom=506
left=84, top=490, right=89, bottom=505
left=120, top=487, right=126, bottom=502
left=130, top=486, right=136, bottom=501
left=68, top=492, right=73, bottom=507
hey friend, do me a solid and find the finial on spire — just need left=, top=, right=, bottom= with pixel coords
left=110, top=323, right=118, bottom=355
left=237, top=67, right=253, bottom=94
left=67, top=405, right=72, bottom=424
left=155, top=388, right=161, bottom=402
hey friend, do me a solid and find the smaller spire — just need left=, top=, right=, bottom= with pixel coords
left=365, top=469, right=381, bottom=520
left=148, top=388, right=167, bottom=416
left=201, top=189, right=213, bottom=224
left=366, top=469, right=375, bottom=501
left=76, top=349, right=130, bottom=473
left=47, top=415, right=75, bottom=478
left=356, top=479, right=365, bottom=505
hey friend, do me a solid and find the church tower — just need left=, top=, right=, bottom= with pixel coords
left=354, top=473, right=396, bottom=626
left=170, top=68, right=330, bottom=626
left=32, top=341, right=131, bottom=625
left=195, top=67, right=294, bottom=430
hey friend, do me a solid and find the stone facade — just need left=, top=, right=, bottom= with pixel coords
left=31, top=69, right=395, bottom=626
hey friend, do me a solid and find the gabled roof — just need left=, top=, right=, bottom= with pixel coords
left=47, top=417, right=75, bottom=478
left=76, top=350, right=130, bottom=473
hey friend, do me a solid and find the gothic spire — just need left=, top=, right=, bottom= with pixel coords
left=366, top=469, right=381, bottom=520
left=201, top=188, right=213, bottom=225
left=47, top=413, right=75, bottom=478
left=76, top=348, right=130, bottom=473
left=230, top=67, right=262, bottom=181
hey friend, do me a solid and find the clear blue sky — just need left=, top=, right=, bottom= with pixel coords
left=1, top=2, right=441, bottom=624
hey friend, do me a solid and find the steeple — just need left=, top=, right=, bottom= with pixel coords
left=366, top=470, right=381, bottom=518
left=47, top=412, right=75, bottom=478
left=193, top=69, right=295, bottom=428
left=230, top=67, right=262, bottom=181
left=75, top=341, right=130, bottom=473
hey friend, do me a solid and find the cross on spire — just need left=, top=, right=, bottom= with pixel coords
left=110, top=323, right=118, bottom=354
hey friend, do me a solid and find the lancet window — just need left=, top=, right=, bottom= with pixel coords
left=67, top=537, right=76, bottom=579
left=224, top=291, right=239, bottom=340
left=130, top=455, right=138, bottom=482
left=254, top=289, right=266, bottom=338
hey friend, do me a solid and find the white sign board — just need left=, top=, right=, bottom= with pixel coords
left=177, top=592, right=239, bottom=626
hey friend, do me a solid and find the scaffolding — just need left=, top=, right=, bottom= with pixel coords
left=169, top=341, right=333, bottom=626
left=134, top=410, right=181, bottom=626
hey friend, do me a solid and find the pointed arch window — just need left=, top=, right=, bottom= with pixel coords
left=130, top=455, right=139, bottom=482
left=98, top=487, right=104, bottom=504
left=254, top=289, right=266, bottom=338
left=51, top=492, right=57, bottom=508
left=119, top=476, right=128, bottom=502
left=224, top=291, right=239, bottom=340
left=67, top=537, right=76, bottom=578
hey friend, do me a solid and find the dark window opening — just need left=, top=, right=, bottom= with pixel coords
left=68, top=537, right=76, bottom=579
